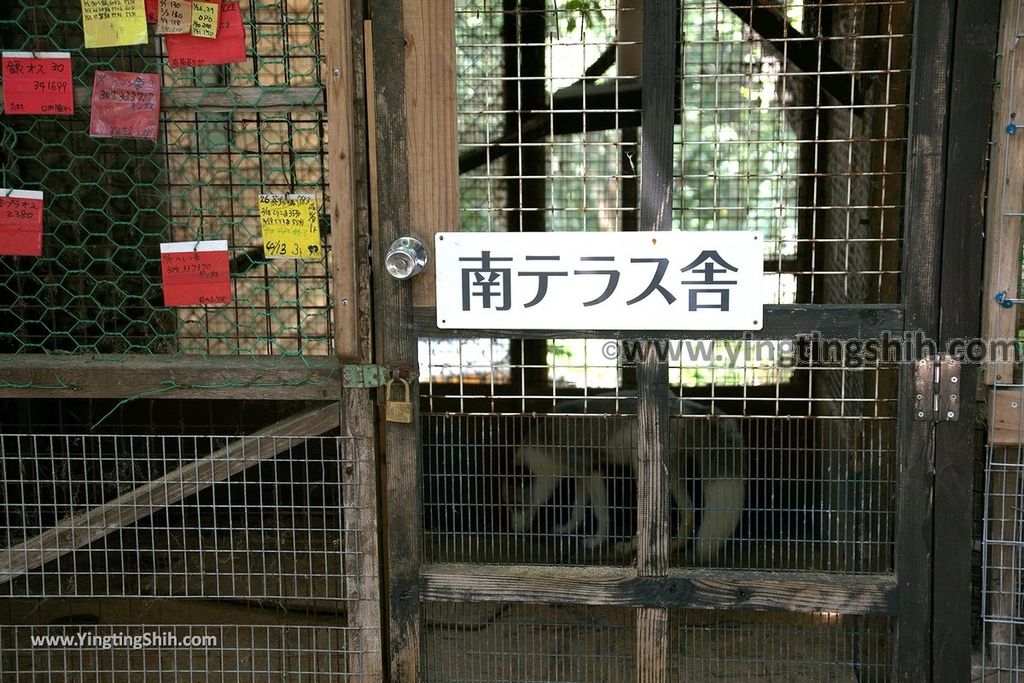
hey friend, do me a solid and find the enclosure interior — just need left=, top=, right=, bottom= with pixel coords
left=419, top=0, right=909, bottom=679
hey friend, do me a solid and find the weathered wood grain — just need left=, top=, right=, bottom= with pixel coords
left=0, top=86, right=326, bottom=112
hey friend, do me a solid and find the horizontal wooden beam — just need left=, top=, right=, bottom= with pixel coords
left=414, top=304, right=904, bottom=340
left=420, top=564, right=898, bottom=615
left=0, top=86, right=325, bottom=113
left=0, top=354, right=342, bottom=400
left=0, top=403, right=341, bottom=586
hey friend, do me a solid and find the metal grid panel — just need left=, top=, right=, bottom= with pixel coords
left=422, top=603, right=636, bottom=682
left=423, top=411, right=894, bottom=572
left=0, top=0, right=333, bottom=356
left=0, top=432, right=374, bottom=680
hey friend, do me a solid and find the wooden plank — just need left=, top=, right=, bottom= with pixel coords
left=404, top=0, right=458, bottom=308
left=413, top=303, right=905, bottom=340
left=342, top=389, right=385, bottom=681
left=0, top=403, right=341, bottom=586
left=325, top=0, right=361, bottom=361
left=637, top=608, right=668, bottom=683
left=638, top=0, right=677, bottom=233
left=419, top=564, right=899, bottom=615
left=896, top=0, right=956, bottom=679
left=982, top=0, right=1024, bottom=385
left=933, top=2, right=1000, bottom=680
left=0, top=354, right=342, bottom=400
left=635, top=355, right=669, bottom=578
left=0, top=86, right=325, bottom=113
left=370, top=2, right=422, bottom=680
left=990, top=388, right=1024, bottom=445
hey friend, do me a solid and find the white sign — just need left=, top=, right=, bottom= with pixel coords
left=435, top=231, right=764, bottom=330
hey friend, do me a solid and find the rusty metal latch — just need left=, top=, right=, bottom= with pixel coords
left=914, top=354, right=961, bottom=422
left=342, top=364, right=390, bottom=388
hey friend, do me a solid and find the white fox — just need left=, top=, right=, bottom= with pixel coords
left=511, top=396, right=747, bottom=560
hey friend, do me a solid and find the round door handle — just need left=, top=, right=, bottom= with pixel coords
left=385, top=236, right=428, bottom=280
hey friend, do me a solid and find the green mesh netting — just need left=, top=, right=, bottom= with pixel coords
left=0, top=0, right=333, bottom=357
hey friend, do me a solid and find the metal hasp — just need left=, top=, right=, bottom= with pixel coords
left=342, top=364, right=390, bottom=388
left=913, top=354, right=961, bottom=422
left=385, top=236, right=429, bottom=280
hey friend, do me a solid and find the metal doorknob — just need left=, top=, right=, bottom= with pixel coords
left=385, top=237, right=428, bottom=280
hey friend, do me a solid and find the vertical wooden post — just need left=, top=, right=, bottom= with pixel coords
left=895, top=1, right=955, bottom=680
left=405, top=0, right=459, bottom=308
left=635, top=1, right=676, bottom=680
left=325, top=0, right=361, bottom=361
left=371, top=1, right=422, bottom=680
left=932, top=2, right=1000, bottom=681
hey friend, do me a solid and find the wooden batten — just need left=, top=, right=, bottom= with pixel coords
left=404, top=0, right=459, bottom=308
left=982, top=0, right=1024, bottom=385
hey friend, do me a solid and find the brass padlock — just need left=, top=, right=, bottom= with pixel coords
left=385, top=378, right=413, bottom=424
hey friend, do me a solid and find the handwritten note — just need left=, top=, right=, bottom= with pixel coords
left=2, top=52, right=74, bottom=116
left=166, top=1, right=245, bottom=67
left=81, top=0, right=148, bottom=48
left=191, top=1, right=220, bottom=38
left=160, top=240, right=232, bottom=306
left=89, top=71, right=161, bottom=140
left=156, top=0, right=191, bottom=34
left=258, top=194, right=322, bottom=260
left=0, top=190, right=44, bottom=257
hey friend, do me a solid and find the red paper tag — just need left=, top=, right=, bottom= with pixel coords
left=165, top=1, right=246, bottom=68
left=145, top=0, right=158, bottom=22
left=160, top=240, right=232, bottom=306
left=2, top=52, right=74, bottom=116
left=89, top=71, right=161, bottom=140
left=0, top=190, right=44, bottom=257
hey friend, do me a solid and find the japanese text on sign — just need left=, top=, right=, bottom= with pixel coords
left=0, top=190, right=44, bottom=257
left=1, top=52, right=74, bottom=116
left=166, top=1, right=246, bottom=67
left=190, top=1, right=220, bottom=38
left=81, top=0, right=148, bottom=48
left=257, top=194, right=322, bottom=260
left=160, top=240, right=232, bottom=306
left=90, top=71, right=161, bottom=140
left=435, top=232, right=764, bottom=330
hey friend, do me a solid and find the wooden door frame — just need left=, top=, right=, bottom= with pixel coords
left=365, top=1, right=1000, bottom=680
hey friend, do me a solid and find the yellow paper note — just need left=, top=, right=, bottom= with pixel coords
left=156, top=0, right=191, bottom=35
left=82, top=0, right=148, bottom=48
left=190, top=1, right=220, bottom=38
left=258, top=194, right=322, bottom=260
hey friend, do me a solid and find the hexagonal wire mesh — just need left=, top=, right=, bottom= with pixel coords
left=0, top=0, right=333, bottom=358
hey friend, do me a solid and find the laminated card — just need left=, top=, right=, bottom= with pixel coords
left=0, top=190, right=44, bottom=257
left=89, top=71, right=161, bottom=140
left=257, top=194, right=322, bottom=260
left=160, top=240, right=232, bottom=306
left=2, top=52, right=74, bottom=115
left=81, top=0, right=148, bottom=49
left=166, top=1, right=245, bottom=67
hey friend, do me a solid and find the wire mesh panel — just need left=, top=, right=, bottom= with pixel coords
left=422, top=603, right=636, bottom=682
left=0, top=432, right=377, bottom=680
left=0, top=0, right=333, bottom=358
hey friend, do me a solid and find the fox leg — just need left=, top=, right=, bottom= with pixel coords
left=583, top=472, right=611, bottom=548
left=511, top=473, right=561, bottom=533
left=693, top=477, right=745, bottom=560
left=669, top=475, right=696, bottom=554
left=553, top=476, right=589, bottom=534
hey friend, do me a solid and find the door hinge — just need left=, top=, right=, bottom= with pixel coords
left=342, top=364, right=390, bottom=388
left=914, top=354, right=961, bottom=422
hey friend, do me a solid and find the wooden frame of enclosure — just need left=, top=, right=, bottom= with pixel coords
left=0, top=2, right=385, bottom=681
left=371, top=1, right=998, bottom=681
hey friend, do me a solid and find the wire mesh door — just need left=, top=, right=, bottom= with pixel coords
left=376, top=0, right=955, bottom=680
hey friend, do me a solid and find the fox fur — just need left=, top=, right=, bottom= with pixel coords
left=511, top=396, right=747, bottom=560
